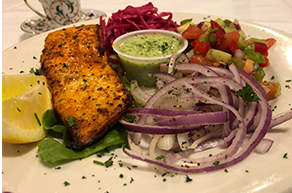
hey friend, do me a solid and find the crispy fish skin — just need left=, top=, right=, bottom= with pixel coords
left=40, top=24, right=133, bottom=151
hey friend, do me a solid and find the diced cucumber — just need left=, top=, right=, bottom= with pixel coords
left=176, top=22, right=195, bottom=33
left=248, top=37, right=267, bottom=44
left=238, top=30, right=246, bottom=39
left=205, top=49, right=232, bottom=64
left=231, top=58, right=245, bottom=69
left=203, top=21, right=211, bottom=28
left=237, top=31, right=248, bottom=49
left=224, top=26, right=238, bottom=33
left=251, top=66, right=265, bottom=83
left=198, top=31, right=210, bottom=43
left=215, top=18, right=226, bottom=28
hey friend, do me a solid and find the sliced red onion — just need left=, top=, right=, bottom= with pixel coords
left=159, top=63, right=169, bottom=73
left=154, top=111, right=227, bottom=126
left=270, top=108, right=292, bottom=128
left=121, top=63, right=288, bottom=173
left=197, top=22, right=203, bottom=29
left=175, top=63, right=218, bottom=76
left=130, top=80, right=152, bottom=105
left=128, top=108, right=201, bottom=116
left=233, top=49, right=245, bottom=60
left=120, top=119, right=204, bottom=134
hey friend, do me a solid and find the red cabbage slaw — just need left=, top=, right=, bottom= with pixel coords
left=120, top=62, right=292, bottom=173
left=100, top=2, right=179, bottom=60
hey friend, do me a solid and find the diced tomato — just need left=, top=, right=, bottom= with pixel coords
left=213, top=30, right=225, bottom=47
left=259, top=56, right=269, bottom=67
left=210, top=20, right=223, bottom=31
left=260, top=81, right=280, bottom=100
left=265, top=38, right=277, bottom=49
left=254, top=42, right=268, bottom=56
left=228, top=41, right=240, bottom=53
left=217, top=31, right=240, bottom=51
left=182, top=25, right=204, bottom=40
left=191, top=40, right=211, bottom=56
left=229, top=23, right=235, bottom=28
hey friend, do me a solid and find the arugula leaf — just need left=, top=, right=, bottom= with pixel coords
left=235, top=83, right=261, bottom=105
left=38, top=109, right=128, bottom=163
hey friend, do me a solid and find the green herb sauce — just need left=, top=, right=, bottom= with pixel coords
left=118, top=34, right=183, bottom=57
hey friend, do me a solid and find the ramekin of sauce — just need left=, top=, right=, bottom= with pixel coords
left=112, top=29, right=188, bottom=87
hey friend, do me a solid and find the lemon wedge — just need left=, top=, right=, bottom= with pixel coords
left=2, top=74, right=53, bottom=144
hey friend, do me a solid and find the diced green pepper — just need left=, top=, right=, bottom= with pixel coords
left=231, top=58, right=245, bottom=69
left=248, top=37, right=267, bottom=44
left=223, top=19, right=232, bottom=26
left=237, top=31, right=248, bottom=49
left=251, top=66, right=265, bottom=83
left=244, top=44, right=265, bottom=63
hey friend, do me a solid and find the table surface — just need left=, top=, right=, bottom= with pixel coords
left=2, top=0, right=292, bottom=51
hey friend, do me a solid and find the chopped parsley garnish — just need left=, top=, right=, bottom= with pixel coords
left=93, top=160, right=104, bottom=166
left=34, top=113, right=41, bottom=126
left=235, top=83, right=261, bottom=105
left=130, top=177, right=134, bottom=183
left=185, top=175, right=193, bottom=182
left=283, top=153, right=288, bottom=159
left=155, top=155, right=165, bottom=160
left=65, top=116, right=77, bottom=127
left=83, top=84, right=88, bottom=91
left=286, top=79, right=291, bottom=82
left=119, top=174, right=124, bottom=178
left=180, top=18, right=193, bottom=25
left=104, top=157, right=114, bottom=168
left=29, top=68, right=42, bottom=75
left=224, top=169, right=228, bottom=173
left=173, top=67, right=177, bottom=74
left=64, top=181, right=70, bottom=186
left=213, top=161, right=220, bottom=166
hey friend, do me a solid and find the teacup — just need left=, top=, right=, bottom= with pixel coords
left=24, top=0, right=83, bottom=28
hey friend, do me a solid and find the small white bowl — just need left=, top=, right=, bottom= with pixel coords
left=112, top=29, right=188, bottom=87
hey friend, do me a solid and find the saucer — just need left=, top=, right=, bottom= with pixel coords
left=20, top=9, right=107, bottom=34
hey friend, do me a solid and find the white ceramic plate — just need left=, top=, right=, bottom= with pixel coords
left=3, top=12, right=292, bottom=193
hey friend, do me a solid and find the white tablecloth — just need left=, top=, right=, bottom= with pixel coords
left=2, top=0, right=292, bottom=51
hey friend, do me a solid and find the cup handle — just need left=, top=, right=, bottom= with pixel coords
left=23, top=0, right=47, bottom=20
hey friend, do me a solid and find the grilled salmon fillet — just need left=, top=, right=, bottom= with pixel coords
left=40, top=24, right=133, bottom=151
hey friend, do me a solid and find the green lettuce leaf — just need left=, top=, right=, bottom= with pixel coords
left=38, top=109, right=127, bottom=163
